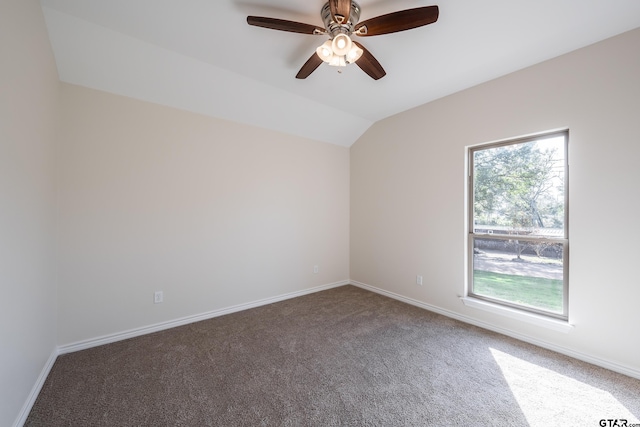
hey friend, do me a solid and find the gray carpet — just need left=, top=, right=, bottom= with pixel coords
left=26, top=286, right=640, bottom=426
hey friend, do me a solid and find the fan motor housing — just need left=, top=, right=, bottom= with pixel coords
left=321, top=1, right=361, bottom=37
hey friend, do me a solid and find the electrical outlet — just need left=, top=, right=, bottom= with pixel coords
left=416, top=275, right=423, bottom=286
left=313, top=265, right=319, bottom=274
left=154, top=291, right=163, bottom=304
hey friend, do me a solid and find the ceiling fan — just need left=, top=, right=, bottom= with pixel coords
left=247, top=1, right=439, bottom=80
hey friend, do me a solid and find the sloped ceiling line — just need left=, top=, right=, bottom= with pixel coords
left=40, top=0, right=640, bottom=147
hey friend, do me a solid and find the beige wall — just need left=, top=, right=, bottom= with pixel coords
left=351, top=28, right=640, bottom=373
left=0, top=0, right=59, bottom=425
left=57, top=84, right=350, bottom=345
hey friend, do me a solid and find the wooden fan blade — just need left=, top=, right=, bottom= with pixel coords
left=353, top=42, right=386, bottom=80
left=354, top=5, right=439, bottom=36
left=329, top=0, right=350, bottom=24
left=296, top=53, right=323, bottom=79
left=247, top=16, right=325, bottom=35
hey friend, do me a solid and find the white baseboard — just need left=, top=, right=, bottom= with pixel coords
left=13, top=347, right=58, bottom=427
left=59, top=280, right=349, bottom=355
left=350, top=280, right=640, bottom=381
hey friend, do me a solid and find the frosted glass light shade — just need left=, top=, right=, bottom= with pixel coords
left=331, top=34, right=352, bottom=56
left=316, top=40, right=334, bottom=62
left=328, top=55, right=347, bottom=67
left=346, top=45, right=363, bottom=63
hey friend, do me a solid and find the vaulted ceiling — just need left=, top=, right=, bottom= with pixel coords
left=40, top=0, right=640, bottom=146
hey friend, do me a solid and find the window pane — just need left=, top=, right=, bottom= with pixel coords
left=473, top=136, right=565, bottom=237
left=472, top=237, right=564, bottom=315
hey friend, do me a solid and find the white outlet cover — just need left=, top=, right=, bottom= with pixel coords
left=154, top=291, right=163, bottom=303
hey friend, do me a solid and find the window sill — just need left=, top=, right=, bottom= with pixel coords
left=460, top=297, right=573, bottom=333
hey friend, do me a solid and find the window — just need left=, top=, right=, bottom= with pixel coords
left=468, top=130, right=568, bottom=320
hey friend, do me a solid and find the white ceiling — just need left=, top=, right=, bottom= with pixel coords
left=40, top=0, right=640, bottom=147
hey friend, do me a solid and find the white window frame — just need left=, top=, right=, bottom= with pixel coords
left=466, top=130, right=569, bottom=321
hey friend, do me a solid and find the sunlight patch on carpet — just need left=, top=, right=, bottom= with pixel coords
left=489, top=348, right=638, bottom=426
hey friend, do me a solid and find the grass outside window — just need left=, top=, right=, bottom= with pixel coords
left=472, top=270, right=563, bottom=314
